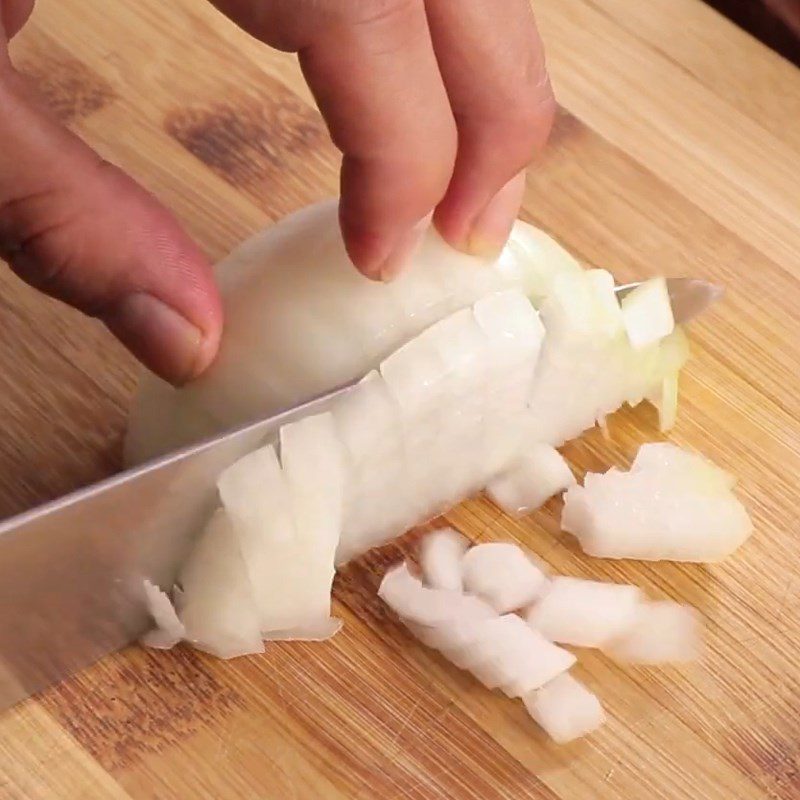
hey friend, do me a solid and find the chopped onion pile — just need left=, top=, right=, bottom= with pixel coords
left=562, top=442, right=753, bottom=561
left=486, top=444, right=576, bottom=516
left=376, top=532, right=703, bottom=743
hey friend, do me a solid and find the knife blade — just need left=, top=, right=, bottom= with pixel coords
left=0, top=383, right=353, bottom=710
left=0, top=277, right=720, bottom=710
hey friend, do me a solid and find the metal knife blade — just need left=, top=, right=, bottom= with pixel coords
left=615, top=277, right=723, bottom=324
left=0, top=276, right=721, bottom=710
left=0, top=383, right=353, bottom=710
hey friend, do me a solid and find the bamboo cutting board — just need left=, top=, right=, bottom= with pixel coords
left=1, top=1, right=799, bottom=798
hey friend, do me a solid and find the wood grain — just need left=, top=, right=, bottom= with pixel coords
left=0, top=1, right=798, bottom=797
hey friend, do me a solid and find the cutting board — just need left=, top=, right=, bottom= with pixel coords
left=1, top=1, right=799, bottom=798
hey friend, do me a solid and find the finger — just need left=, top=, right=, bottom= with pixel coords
left=210, top=0, right=458, bottom=280
left=0, top=69, right=222, bottom=383
left=0, top=0, right=34, bottom=41
left=425, top=0, right=555, bottom=257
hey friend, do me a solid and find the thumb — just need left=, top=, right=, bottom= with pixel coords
left=0, top=65, right=223, bottom=384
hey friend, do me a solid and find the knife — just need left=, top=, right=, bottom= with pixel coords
left=0, top=278, right=720, bottom=710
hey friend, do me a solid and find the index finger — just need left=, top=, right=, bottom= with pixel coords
left=298, top=1, right=458, bottom=279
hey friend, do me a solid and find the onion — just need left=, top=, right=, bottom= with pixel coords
left=527, top=269, right=687, bottom=447
left=499, top=626, right=577, bottom=698
left=621, top=277, right=675, bottom=350
left=562, top=443, right=752, bottom=561
left=461, top=542, right=549, bottom=613
left=335, top=291, right=545, bottom=562
left=140, top=580, right=185, bottom=649
left=606, top=601, right=703, bottom=664
left=379, top=562, right=574, bottom=698
left=419, top=528, right=469, bottom=591
left=526, top=577, right=642, bottom=649
left=177, top=509, right=265, bottom=659
left=524, top=673, right=606, bottom=744
left=486, top=444, right=576, bottom=516
left=124, top=202, right=560, bottom=465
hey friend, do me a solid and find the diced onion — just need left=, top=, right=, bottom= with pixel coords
left=486, top=444, right=576, bottom=516
left=419, top=528, right=469, bottom=591
left=562, top=443, right=752, bottom=561
left=621, top=277, right=675, bottom=350
left=524, top=673, right=606, bottom=744
left=178, top=509, right=265, bottom=659
left=607, top=601, right=703, bottom=664
left=461, top=543, right=549, bottom=613
left=526, top=577, right=642, bottom=649
left=140, top=580, right=185, bottom=650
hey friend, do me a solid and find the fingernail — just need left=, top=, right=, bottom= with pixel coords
left=466, top=172, right=527, bottom=258
left=378, top=215, right=431, bottom=281
left=106, top=293, right=204, bottom=385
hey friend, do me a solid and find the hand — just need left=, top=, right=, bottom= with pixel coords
left=0, top=1, right=554, bottom=385
left=211, top=0, right=555, bottom=277
left=0, top=0, right=224, bottom=385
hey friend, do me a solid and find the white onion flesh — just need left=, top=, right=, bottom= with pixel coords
left=486, top=444, right=576, bottom=516
left=379, top=561, right=574, bottom=699
left=461, top=542, right=549, bottom=613
left=524, top=673, right=606, bottom=744
left=607, top=601, right=703, bottom=664
left=420, top=528, right=469, bottom=591
left=526, top=577, right=642, bottom=649
left=526, top=269, right=687, bottom=447
left=140, top=580, right=185, bottom=649
left=621, top=277, right=675, bottom=350
left=177, top=509, right=265, bottom=659
left=562, top=443, right=752, bottom=561
left=124, top=202, right=565, bottom=464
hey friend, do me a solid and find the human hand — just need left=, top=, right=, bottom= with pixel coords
left=1, top=1, right=554, bottom=385
left=0, top=0, right=222, bottom=384
left=210, top=0, right=555, bottom=278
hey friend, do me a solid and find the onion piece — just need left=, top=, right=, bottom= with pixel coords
left=420, top=528, right=469, bottom=591
left=607, top=601, right=703, bottom=664
left=461, top=543, right=548, bottom=613
left=140, top=580, right=185, bottom=649
left=524, top=674, right=606, bottom=744
left=486, top=444, right=576, bottom=516
left=526, top=577, right=642, bottom=649
left=178, top=509, right=265, bottom=659
left=621, top=276, right=675, bottom=350
left=562, top=443, right=752, bottom=561
left=272, top=412, right=344, bottom=633
left=379, top=562, right=492, bottom=629
left=500, top=626, right=577, bottom=698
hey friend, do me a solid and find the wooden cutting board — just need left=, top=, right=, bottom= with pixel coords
left=1, top=1, right=799, bottom=798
